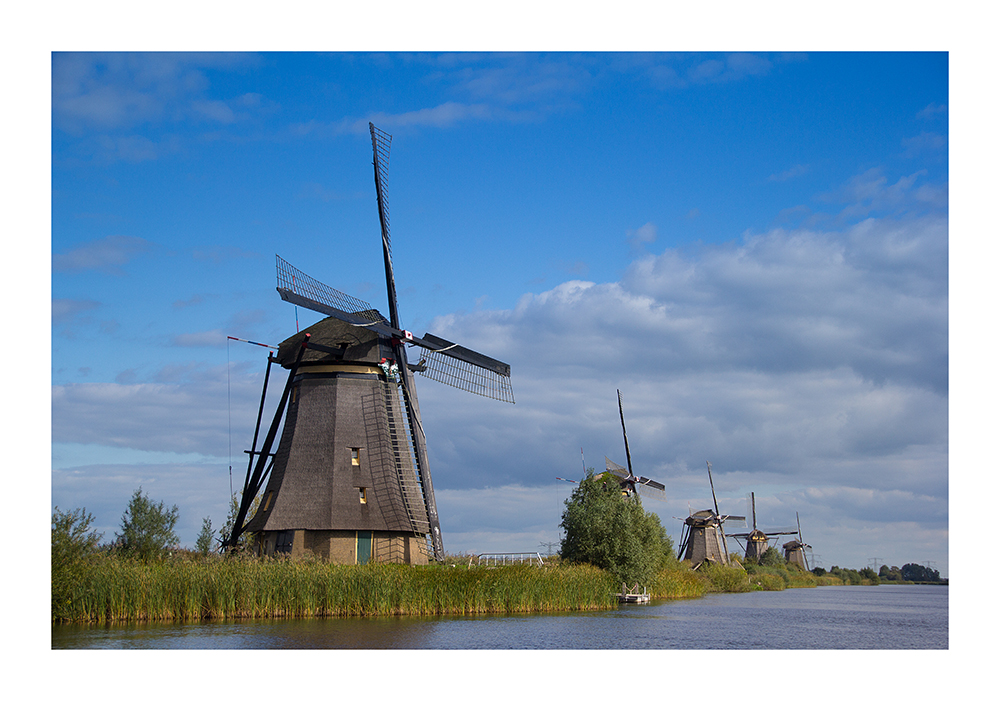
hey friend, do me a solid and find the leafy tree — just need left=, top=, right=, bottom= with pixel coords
left=901, top=563, right=940, bottom=582
left=196, top=516, right=215, bottom=556
left=859, top=566, right=879, bottom=584
left=559, top=470, right=672, bottom=586
left=115, top=488, right=179, bottom=560
left=879, top=564, right=903, bottom=581
left=52, top=507, right=103, bottom=617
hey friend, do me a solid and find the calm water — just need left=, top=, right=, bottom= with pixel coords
left=51, top=584, right=947, bottom=650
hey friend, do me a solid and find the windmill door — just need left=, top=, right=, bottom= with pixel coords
left=357, top=531, right=372, bottom=564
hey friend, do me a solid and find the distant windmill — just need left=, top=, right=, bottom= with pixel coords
left=782, top=512, right=813, bottom=570
left=555, top=392, right=666, bottom=503
left=677, top=461, right=745, bottom=567
left=223, top=123, right=514, bottom=564
left=726, top=492, right=798, bottom=564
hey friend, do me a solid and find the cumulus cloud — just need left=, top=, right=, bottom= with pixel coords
left=51, top=363, right=267, bottom=457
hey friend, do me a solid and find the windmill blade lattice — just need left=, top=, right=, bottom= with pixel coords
left=370, top=123, right=392, bottom=251
left=276, top=255, right=386, bottom=324
left=418, top=343, right=515, bottom=403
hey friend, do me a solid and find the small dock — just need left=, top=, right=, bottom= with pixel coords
left=616, top=584, right=650, bottom=604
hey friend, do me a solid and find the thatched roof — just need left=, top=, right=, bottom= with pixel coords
left=277, top=316, right=386, bottom=368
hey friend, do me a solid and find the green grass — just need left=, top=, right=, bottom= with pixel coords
left=54, top=554, right=627, bottom=623
left=54, top=551, right=870, bottom=624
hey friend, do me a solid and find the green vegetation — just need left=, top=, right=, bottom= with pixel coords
left=219, top=491, right=259, bottom=551
left=113, top=488, right=179, bottom=560
left=52, top=554, right=624, bottom=623
left=196, top=517, right=215, bottom=556
left=879, top=563, right=943, bottom=583
left=52, top=489, right=938, bottom=624
left=51, top=507, right=103, bottom=616
left=559, top=470, right=673, bottom=586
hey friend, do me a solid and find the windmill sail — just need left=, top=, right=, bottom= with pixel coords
left=596, top=391, right=667, bottom=502
left=604, top=457, right=667, bottom=501
left=275, top=256, right=513, bottom=403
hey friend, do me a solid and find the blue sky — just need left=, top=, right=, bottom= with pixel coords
left=47, top=49, right=954, bottom=579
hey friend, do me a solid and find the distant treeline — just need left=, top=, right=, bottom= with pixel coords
left=877, top=563, right=945, bottom=583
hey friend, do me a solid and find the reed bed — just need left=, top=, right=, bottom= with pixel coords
left=56, top=555, right=624, bottom=623
left=649, top=565, right=706, bottom=599
left=697, top=561, right=755, bottom=593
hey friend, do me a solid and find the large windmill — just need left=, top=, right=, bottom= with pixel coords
left=782, top=512, right=812, bottom=570
left=726, top=492, right=798, bottom=564
left=677, top=461, right=745, bottom=567
left=223, top=123, right=514, bottom=564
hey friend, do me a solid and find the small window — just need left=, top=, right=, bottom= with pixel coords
left=350, top=448, right=361, bottom=466
left=359, top=487, right=367, bottom=504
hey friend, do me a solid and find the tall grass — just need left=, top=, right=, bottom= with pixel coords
left=697, top=561, right=755, bottom=593
left=55, top=552, right=845, bottom=624
left=56, top=555, right=623, bottom=623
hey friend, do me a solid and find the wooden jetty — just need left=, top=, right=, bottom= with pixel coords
left=616, top=583, right=650, bottom=604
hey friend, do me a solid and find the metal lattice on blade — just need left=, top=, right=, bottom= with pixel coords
left=276, top=255, right=386, bottom=324
left=605, top=457, right=628, bottom=476
left=418, top=346, right=515, bottom=403
left=370, top=123, right=392, bottom=252
left=636, top=482, right=668, bottom=502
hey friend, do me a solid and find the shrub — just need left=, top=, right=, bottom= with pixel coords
left=196, top=517, right=215, bottom=556
left=52, top=507, right=103, bottom=619
left=560, top=469, right=672, bottom=586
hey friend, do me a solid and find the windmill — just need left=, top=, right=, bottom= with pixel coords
left=555, top=393, right=666, bottom=503
left=677, top=461, right=745, bottom=567
left=782, top=512, right=812, bottom=570
left=223, top=123, right=514, bottom=564
left=603, top=390, right=666, bottom=502
left=726, top=492, right=798, bottom=564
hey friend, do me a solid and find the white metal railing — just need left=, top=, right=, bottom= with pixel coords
left=472, top=552, right=544, bottom=567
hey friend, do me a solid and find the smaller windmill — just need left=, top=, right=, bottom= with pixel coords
left=782, top=512, right=812, bottom=569
left=603, top=390, right=666, bottom=502
left=555, top=393, right=666, bottom=502
left=677, top=461, right=745, bottom=567
left=726, top=492, right=798, bottom=564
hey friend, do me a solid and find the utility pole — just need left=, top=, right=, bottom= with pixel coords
left=539, top=541, right=559, bottom=557
left=869, top=557, right=883, bottom=572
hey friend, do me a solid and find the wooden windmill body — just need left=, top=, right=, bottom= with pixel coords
left=727, top=492, right=797, bottom=564
left=783, top=512, right=812, bottom=570
left=244, top=317, right=431, bottom=563
left=224, top=124, right=514, bottom=564
left=680, top=509, right=731, bottom=565
left=677, top=462, right=745, bottom=567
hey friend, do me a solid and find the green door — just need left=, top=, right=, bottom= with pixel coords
left=357, top=531, right=372, bottom=564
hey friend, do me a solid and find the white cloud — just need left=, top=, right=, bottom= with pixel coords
left=52, top=235, right=154, bottom=273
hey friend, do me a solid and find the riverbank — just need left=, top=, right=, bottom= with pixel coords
left=52, top=552, right=881, bottom=624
